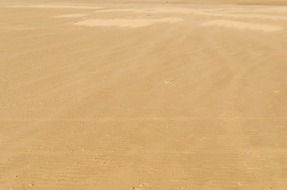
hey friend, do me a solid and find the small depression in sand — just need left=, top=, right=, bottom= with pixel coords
left=74, top=18, right=183, bottom=28
left=55, top=14, right=87, bottom=18
left=201, top=19, right=283, bottom=32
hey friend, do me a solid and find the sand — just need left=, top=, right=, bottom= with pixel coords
left=201, top=19, right=283, bottom=32
left=74, top=18, right=183, bottom=28
left=55, top=14, right=88, bottom=18
left=0, top=1, right=287, bottom=190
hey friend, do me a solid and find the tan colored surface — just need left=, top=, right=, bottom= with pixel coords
left=1, top=1, right=287, bottom=190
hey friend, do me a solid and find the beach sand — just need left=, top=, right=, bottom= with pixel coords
left=0, top=1, right=287, bottom=189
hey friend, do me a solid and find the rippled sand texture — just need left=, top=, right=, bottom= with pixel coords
left=1, top=2, right=287, bottom=190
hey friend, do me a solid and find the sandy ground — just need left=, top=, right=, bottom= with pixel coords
left=1, top=1, right=287, bottom=190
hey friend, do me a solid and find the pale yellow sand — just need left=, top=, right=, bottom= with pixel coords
left=74, top=18, right=183, bottom=28
left=55, top=14, right=87, bottom=18
left=201, top=19, right=283, bottom=31
left=3, top=5, right=103, bottom=9
left=0, top=1, right=287, bottom=190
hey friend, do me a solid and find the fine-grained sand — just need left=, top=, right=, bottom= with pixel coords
left=201, top=19, right=283, bottom=31
left=0, top=1, right=287, bottom=190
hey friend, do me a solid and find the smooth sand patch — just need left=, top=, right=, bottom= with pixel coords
left=194, top=12, right=287, bottom=20
left=96, top=8, right=153, bottom=13
left=96, top=7, right=287, bottom=21
left=201, top=19, right=283, bottom=32
left=96, top=7, right=206, bottom=15
left=3, top=5, right=103, bottom=9
left=218, top=6, right=287, bottom=13
left=55, top=14, right=87, bottom=18
left=96, top=7, right=197, bottom=14
left=74, top=18, right=183, bottom=28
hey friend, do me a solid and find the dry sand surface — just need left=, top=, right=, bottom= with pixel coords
left=1, top=0, right=287, bottom=190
